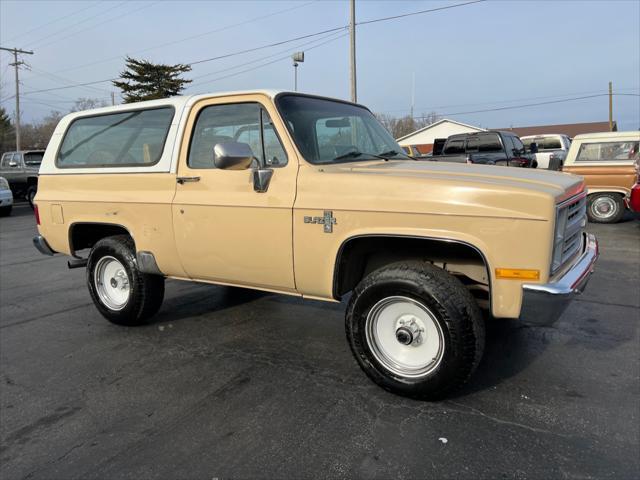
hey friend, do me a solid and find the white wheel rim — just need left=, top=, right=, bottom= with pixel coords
left=591, top=196, right=617, bottom=219
left=94, top=256, right=130, bottom=311
left=365, top=296, right=445, bottom=378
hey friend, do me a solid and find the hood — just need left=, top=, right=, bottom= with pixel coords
left=297, top=160, right=585, bottom=221
left=322, top=160, right=584, bottom=201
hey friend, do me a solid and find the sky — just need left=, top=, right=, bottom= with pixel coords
left=1, top=0, right=639, bottom=130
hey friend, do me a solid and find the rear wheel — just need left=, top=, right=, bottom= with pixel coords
left=0, top=206, right=11, bottom=217
left=346, top=261, right=485, bottom=400
left=87, top=235, right=164, bottom=325
left=26, top=186, right=37, bottom=209
left=587, top=193, right=625, bottom=224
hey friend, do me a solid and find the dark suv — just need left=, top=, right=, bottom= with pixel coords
left=433, top=131, right=537, bottom=168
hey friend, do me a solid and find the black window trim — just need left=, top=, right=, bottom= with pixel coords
left=55, top=105, right=175, bottom=169
left=187, top=100, right=289, bottom=170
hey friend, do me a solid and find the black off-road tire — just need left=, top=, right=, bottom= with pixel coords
left=87, top=235, right=164, bottom=326
left=587, top=193, right=625, bottom=224
left=0, top=206, right=12, bottom=217
left=346, top=261, right=485, bottom=400
left=26, top=186, right=37, bottom=209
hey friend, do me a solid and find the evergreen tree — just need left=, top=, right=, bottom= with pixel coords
left=0, top=107, right=15, bottom=152
left=112, top=56, right=192, bottom=103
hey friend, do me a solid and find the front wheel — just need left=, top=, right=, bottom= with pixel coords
left=587, top=193, right=625, bottom=224
left=87, top=235, right=164, bottom=325
left=346, top=261, right=485, bottom=400
left=0, top=206, right=11, bottom=217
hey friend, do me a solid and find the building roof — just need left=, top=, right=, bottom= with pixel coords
left=495, top=121, right=617, bottom=138
left=396, top=118, right=485, bottom=142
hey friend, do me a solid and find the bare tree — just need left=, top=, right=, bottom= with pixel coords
left=71, top=97, right=108, bottom=112
left=376, top=111, right=441, bottom=140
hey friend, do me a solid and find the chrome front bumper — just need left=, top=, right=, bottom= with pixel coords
left=520, top=233, right=598, bottom=325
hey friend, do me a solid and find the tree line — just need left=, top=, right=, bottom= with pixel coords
left=1, top=56, right=437, bottom=152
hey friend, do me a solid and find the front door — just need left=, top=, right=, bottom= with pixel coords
left=172, top=95, right=298, bottom=292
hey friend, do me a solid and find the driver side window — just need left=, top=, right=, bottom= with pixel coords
left=188, top=102, right=288, bottom=169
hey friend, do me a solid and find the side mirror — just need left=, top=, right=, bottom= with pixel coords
left=8, top=161, right=18, bottom=167
left=530, top=142, right=538, bottom=154
left=213, top=142, right=254, bottom=170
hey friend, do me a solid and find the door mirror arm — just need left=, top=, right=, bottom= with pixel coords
left=252, top=168, right=273, bottom=193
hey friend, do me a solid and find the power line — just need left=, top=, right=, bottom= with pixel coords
left=191, top=33, right=349, bottom=91
left=25, top=1, right=129, bottom=49
left=29, top=2, right=159, bottom=51
left=413, top=94, right=640, bottom=119
left=190, top=30, right=345, bottom=83
left=33, top=1, right=319, bottom=77
left=20, top=0, right=484, bottom=95
left=381, top=87, right=640, bottom=114
left=3, top=1, right=103, bottom=43
left=189, top=26, right=348, bottom=66
left=357, top=0, right=486, bottom=26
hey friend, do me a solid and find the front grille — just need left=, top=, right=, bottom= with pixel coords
left=552, top=194, right=587, bottom=274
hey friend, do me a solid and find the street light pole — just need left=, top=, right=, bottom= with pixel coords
left=292, top=52, right=304, bottom=92
left=0, top=46, right=34, bottom=151
left=349, top=0, right=357, bottom=102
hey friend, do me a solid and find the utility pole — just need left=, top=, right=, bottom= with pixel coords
left=608, top=81, right=613, bottom=132
left=410, top=72, right=415, bottom=119
left=349, top=0, right=357, bottom=102
left=111, top=92, right=116, bottom=106
left=0, top=46, right=34, bottom=151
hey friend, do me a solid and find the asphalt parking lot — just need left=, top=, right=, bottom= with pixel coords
left=1, top=203, right=638, bottom=480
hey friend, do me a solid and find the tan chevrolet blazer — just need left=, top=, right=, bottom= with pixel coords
left=33, top=90, right=598, bottom=399
left=563, top=131, right=640, bottom=223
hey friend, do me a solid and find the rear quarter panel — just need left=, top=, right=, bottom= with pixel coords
left=36, top=173, right=186, bottom=277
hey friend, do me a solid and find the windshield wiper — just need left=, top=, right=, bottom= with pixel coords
left=332, top=149, right=414, bottom=162
left=332, top=150, right=389, bottom=162
left=378, top=149, right=417, bottom=161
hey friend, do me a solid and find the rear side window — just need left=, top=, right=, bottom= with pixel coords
left=477, top=134, right=502, bottom=153
left=540, top=137, right=562, bottom=150
left=57, top=107, right=174, bottom=168
left=24, top=152, right=44, bottom=166
left=576, top=141, right=640, bottom=162
left=444, top=138, right=465, bottom=154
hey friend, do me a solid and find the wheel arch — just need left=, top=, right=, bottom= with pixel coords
left=68, top=222, right=135, bottom=258
left=332, top=234, right=492, bottom=307
left=587, top=188, right=630, bottom=197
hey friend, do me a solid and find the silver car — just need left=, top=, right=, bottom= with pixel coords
left=0, top=176, right=14, bottom=217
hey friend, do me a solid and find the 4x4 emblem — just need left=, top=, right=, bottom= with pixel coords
left=304, top=210, right=337, bottom=233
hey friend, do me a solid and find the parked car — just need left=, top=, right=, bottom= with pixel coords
left=33, top=91, right=597, bottom=400
left=521, top=134, right=571, bottom=170
left=0, top=176, right=13, bottom=216
left=0, top=150, right=44, bottom=206
left=431, top=131, right=537, bottom=167
left=401, top=145, right=423, bottom=158
left=563, top=131, right=640, bottom=223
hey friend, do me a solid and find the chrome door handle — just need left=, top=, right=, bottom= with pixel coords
left=177, top=176, right=201, bottom=184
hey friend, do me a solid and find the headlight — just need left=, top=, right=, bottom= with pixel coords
left=0, top=177, right=9, bottom=191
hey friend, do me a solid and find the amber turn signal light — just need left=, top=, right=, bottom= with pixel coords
left=495, top=268, right=540, bottom=280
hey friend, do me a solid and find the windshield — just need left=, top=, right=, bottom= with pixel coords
left=275, top=94, right=405, bottom=164
left=24, top=152, right=44, bottom=166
